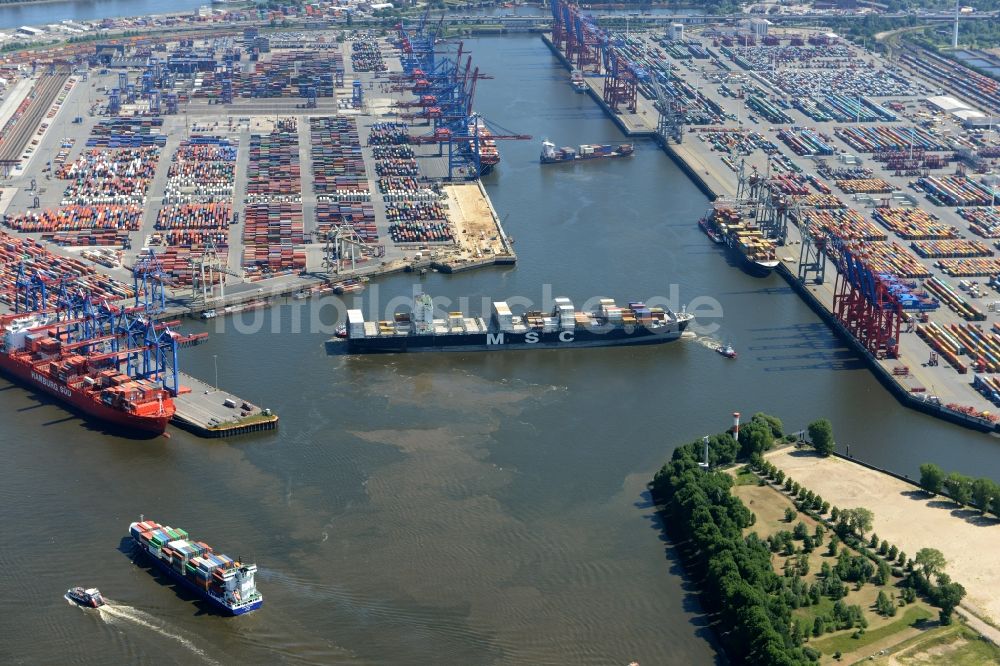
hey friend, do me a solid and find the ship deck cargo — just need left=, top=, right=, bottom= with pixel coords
left=129, top=518, right=262, bottom=615
left=540, top=140, right=634, bottom=164
left=334, top=294, right=693, bottom=354
left=0, top=312, right=174, bottom=434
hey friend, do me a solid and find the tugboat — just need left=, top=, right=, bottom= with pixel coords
left=66, top=587, right=106, bottom=608
left=715, top=343, right=737, bottom=359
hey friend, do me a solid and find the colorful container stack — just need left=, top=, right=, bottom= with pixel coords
left=949, top=323, right=1000, bottom=372
left=917, top=322, right=968, bottom=374
left=242, top=203, right=306, bottom=276
left=802, top=194, right=845, bottom=209
left=937, top=258, right=1000, bottom=278
left=701, top=129, right=778, bottom=157
left=57, top=147, right=160, bottom=205
left=155, top=245, right=229, bottom=287
left=233, top=51, right=339, bottom=99
left=835, top=178, right=894, bottom=195
left=776, top=128, right=835, bottom=156
left=746, top=94, right=793, bottom=124
left=163, top=138, right=237, bottom=205
left=4, top=205, right=143, bottom=235
left=924, top=277, right=987, bottom=321
left=245, top=120, right=301, bottom=203
left=315, top=203, right=378, bottom=244
left=0, top=230, right=135, bottom=307
left=973, top=374, right=1000, bottom=406
left=85, top=118, right=166, bottom=148
left=758, top=66, right=916, bottom=98
left=834, top=126, right=945, bottom=153
left=366, top=123, right=453, bottom=245
left=911, top=240, right=993, bottom=258
left=815, top=95, right=895, bottom=123
left=960, top=207, right=1000, bottom=237
left=45, top=230, right=131, bottom=247
left=351, top=38, right=386, bottom=72
left=872, top=207, right=959, bottom=239
left=309, top=116, right=370, bottom=201
left=859, top=241, right=932, bottom=278
left=800, top=208, right=887, bottom=241
left=916, top=176, right=994, bottom=207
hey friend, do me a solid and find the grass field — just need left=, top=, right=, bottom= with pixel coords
left=812, top=605, right=932, bottom=656
left=865, top=622, right=1000, bottom=665
left=732, top=467, right=758, bottom=486
left=730, top=471, right=942, bottom=664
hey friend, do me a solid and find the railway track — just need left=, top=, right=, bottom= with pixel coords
left=0, top=73, right=70, bottom=165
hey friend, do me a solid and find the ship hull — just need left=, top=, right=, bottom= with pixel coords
left=725, top=243, right=777, bottom=277
left=130, top=533, right=262, bottom=616
left=540, top=151, right=633, bottom=164
left=339, top=321, right=689, bottom=354
left=0, top=353, right=170, bottom=435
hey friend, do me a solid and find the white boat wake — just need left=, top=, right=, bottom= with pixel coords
left=97, top=601, right=221, bottom=665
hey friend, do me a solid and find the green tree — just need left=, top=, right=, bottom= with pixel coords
left=876, top=590, right=895, bottom=616
left=774, top=470, right=785, bottom=485
left=738, top=420, right=773, bottom=459
left=830, top=506, right=840, bottom=522
left=915, top=548, right=946, bottom=577
left=821, top=501, right=830, bottom=514
left=807, top=419, right=834, bottom=456
left=875, top=559, right=890, bottom=586
left=784, top=507, right=796, bottom=523
left=919, top=463, right=945, bottom=494
left=812, top=616, right=824, bottom=637
left=944, top=472, right=972, bottom=505
left=794, top=522, right=808, bottom=540
left=991, top=495, right=1000, bottom=519
left=933, top=581, right=966, bottom=625
left=845, top=507, right=874, bottom=537
left=869, top=534, right=879, bottom=549
left=888, top=545, right=899, bottom=561
left=879, top=540, right=889, bottom=556
left=752, top=412, right=784, bottom=438
left=971, top=478, right=998, bottom=513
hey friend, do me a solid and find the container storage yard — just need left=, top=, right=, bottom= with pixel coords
left=545, top=0, right=1000, bottom=428
left=0, top=23, right=519, bottom=436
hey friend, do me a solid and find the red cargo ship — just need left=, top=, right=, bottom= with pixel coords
left=0, top=312, right=174, bottom=435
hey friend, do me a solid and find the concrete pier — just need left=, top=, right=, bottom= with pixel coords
left=171, top=372, right=278, bottom=438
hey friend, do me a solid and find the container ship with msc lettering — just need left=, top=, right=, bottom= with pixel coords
left=0, top=312, right=174, bottom=435
left=331, top=294, right=693, bottom=353
left=129, top=518, right=262, bottom=616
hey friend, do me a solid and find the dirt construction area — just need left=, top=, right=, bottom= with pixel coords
left=442, top=183, right=508, bottom=257
left=766, top=448, right=1000, bottom=628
